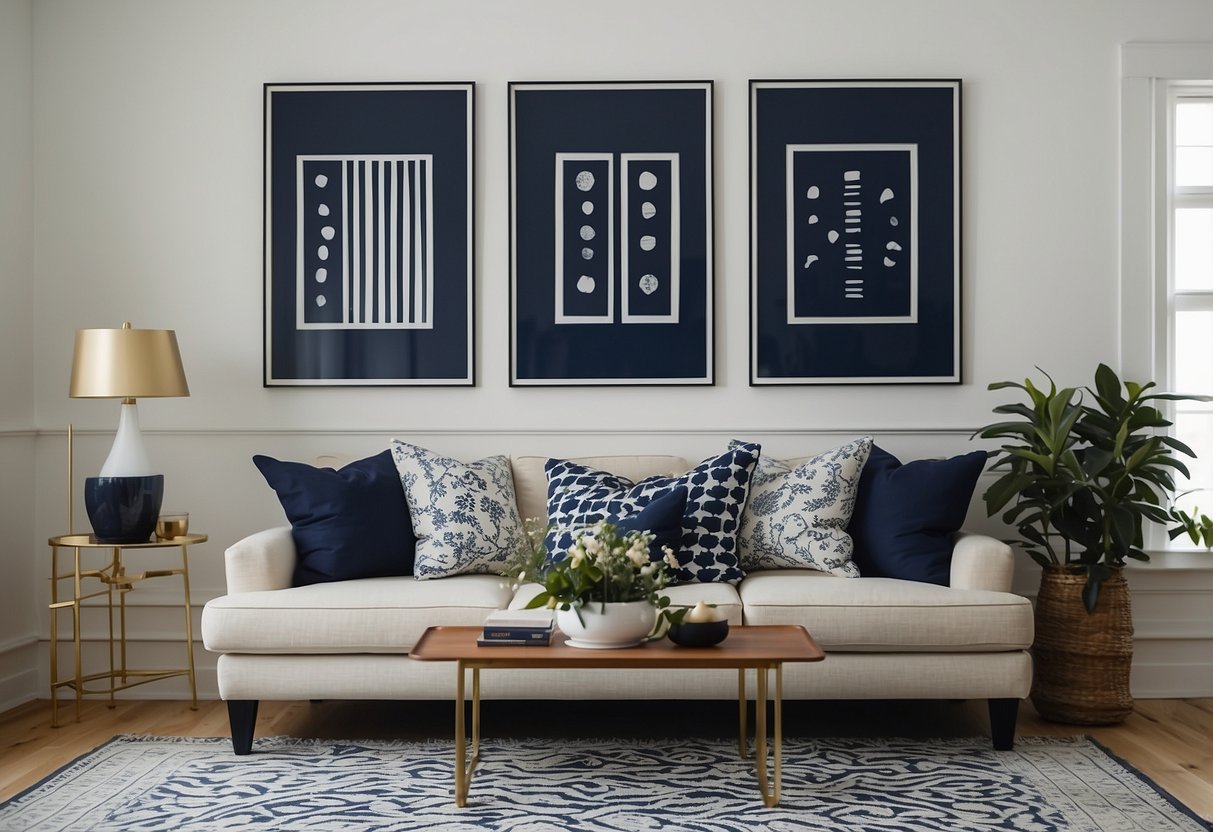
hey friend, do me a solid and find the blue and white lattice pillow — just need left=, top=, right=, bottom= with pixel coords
left=545, top=442, right=762, bottom=584
left=736, top=436, right=873, bottom=575
left=391, top=440, right=524, bottom=580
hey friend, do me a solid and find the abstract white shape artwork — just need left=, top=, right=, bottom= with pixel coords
left=642, top=202, right=657, bottom=219
left=638, top=171, right=658, bottom=191
left=297, top=155, right=436, bottom=330
left=576, top=171, right=596, bottom=191
left=577, top=275, right=596, bottom=293
left=639, top=274, right=659, bottom=294
left=827, top=230, right=839, bottom=244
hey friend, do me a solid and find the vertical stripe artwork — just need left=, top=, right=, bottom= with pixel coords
left=297, top=155, right=434, bottom=330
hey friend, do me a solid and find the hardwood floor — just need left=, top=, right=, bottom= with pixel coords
left=1, top=697, right=1211, bottom=820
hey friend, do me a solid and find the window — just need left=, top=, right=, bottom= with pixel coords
left=1168, top=87, right=1213, bottom=518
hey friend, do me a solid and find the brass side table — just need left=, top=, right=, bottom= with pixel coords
left=48, top=533, right=206, bottom=727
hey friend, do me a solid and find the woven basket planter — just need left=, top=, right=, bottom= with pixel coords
left=1030, top=566, right=1134, bottom=725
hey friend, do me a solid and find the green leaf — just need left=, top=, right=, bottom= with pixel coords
left=1160, top=436, right=1197, bottom=458
left=1094, top=364, right=1126, bottom=410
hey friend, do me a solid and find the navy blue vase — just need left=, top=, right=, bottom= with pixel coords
left=84, top=475, right=164, bottom=544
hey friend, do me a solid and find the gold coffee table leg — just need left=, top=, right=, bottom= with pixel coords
left=738, top=669, right=747, bottom=758
left=754, top=663, right=783, bottom=807
left=454, top=663, right=481, bottom=807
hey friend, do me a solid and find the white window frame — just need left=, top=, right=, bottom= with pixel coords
left=1120, top=43, right=1213, bottom=551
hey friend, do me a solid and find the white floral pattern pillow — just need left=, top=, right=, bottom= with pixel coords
left=391, top=440, right=524, bottom=580
left=737, top=437, right=873, bottom=575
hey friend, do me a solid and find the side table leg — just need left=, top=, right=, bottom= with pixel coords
left=755, top=666, right=769, bottom=802
left=181, top=545, right=198, bottom=709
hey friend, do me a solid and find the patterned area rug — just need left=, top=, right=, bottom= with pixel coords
left=2, top=735, right=1209, bottom=831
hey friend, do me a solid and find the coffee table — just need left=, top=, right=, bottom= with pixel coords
left=409, top=624, right=824, bottom=807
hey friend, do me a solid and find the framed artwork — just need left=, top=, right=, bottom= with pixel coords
left=509, top=81, right=714, bottom=386
left=750, top=80, right=961, bottom=384
left=264, top=82, right=474, bottom=386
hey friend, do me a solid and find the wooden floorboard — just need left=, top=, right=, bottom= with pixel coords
left=1, top=697, right=1210, bottom=820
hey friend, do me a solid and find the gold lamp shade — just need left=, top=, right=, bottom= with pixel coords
left=69, top=322, right=189, bottom=400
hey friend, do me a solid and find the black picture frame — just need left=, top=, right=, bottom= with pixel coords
left=509, top=81, right=714, bottom=386
left=264, top=82, right=474, bottom=386
left=750, top=79, right=961, bottom=385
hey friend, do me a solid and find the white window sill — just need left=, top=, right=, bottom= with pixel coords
left=1131, top=550, right=1213, bottom=570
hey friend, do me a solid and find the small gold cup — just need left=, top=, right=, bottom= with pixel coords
left=156, top=512, right=189, bottom=540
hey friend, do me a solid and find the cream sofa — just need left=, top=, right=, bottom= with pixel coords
left=201, top=454, right=1034, bottom=755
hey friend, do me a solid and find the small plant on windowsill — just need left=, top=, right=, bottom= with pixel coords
left=1168, top=501, right=1213, bottom=549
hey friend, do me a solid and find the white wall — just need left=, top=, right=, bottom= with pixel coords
left=14, top=0, right=1213, bottom=703
left=0, top=0, right=37, bottom=711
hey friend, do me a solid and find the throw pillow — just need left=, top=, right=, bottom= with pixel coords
left=391, top=440, right=525, bottom=580
left=545, top=442, right=761, bottom=584
left=736, top=436, right=873, bottom=575
left=252, top=450, right=416, bottom=587
left=549, top=485, right=689, bottom=564
left=848, top=445, right=988, bottom=585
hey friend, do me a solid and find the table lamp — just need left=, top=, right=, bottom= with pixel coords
left=69, top=322, right=190, bottom=543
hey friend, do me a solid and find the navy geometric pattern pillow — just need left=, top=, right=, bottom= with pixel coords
left=545, top=443, right=762, bottom=584
left=547, top=485, right=689, bottom=566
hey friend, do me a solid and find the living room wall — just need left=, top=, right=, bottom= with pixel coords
left=9, top=0, right=1213, bottom=708
left=0, top=0, right=37, bottom=710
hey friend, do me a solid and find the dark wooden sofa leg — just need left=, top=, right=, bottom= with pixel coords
left=227, top=700, right=259, bottom=755
left=988, top=698, right=1019, bottom=751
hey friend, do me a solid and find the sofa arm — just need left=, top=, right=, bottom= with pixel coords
left=949, top=532, right=1015, bottom=593
left=224, top=526, right=297, bottom=594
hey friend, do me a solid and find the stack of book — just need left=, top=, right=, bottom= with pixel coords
left=478, top=609, right=555, bottom=646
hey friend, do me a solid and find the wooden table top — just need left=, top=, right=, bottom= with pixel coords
left=409, top=625, right=824, bottom=669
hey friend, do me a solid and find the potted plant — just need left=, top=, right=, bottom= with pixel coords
left=505, top=519, right=683, bottom=648
left=976, top=363, right=1206, bottom=724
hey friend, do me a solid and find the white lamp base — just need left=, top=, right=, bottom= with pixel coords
left=99, top=402, right=156, bottom=478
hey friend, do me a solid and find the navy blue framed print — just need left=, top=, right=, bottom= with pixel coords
left=509, top=81, right=714, bottom=386
left=264, top=83, right=474, bottom=386
left=750, top=80, right=960, bottom=384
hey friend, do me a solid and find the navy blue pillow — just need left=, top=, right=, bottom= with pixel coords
left=550, top=486, right=689, bottom=565
left=848, top=446, right=987, bottom=586
left=253, top=450, right=416, bottom=586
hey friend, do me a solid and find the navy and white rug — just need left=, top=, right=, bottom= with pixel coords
left=2, top=735, right=1209, bottom=831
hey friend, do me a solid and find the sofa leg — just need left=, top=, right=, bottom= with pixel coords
left=227, top=700, right=259, bottom=755
left=988, top=698, right=1019, bottom=751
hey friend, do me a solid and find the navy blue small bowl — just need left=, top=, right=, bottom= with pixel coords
left=668, top=619, right=729, bottom=647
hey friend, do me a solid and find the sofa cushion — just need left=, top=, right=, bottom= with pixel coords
left=736, top=437, right=872, bottom=575
left=252, top=450, right=416, bottom=586
left=545, top=442, right=761, bottom=584
left=849, top=446, right=987, bottom=585
left=201, top=575, right=514, bottom=653
left=739, top=570, right=1033, bottom=652
left=391, top=440, right=525, bottom=580
left=512, top=455, right=689, bottom=526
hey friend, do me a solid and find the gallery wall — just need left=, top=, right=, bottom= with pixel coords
left=6, top=0, right=1213, bottom=708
